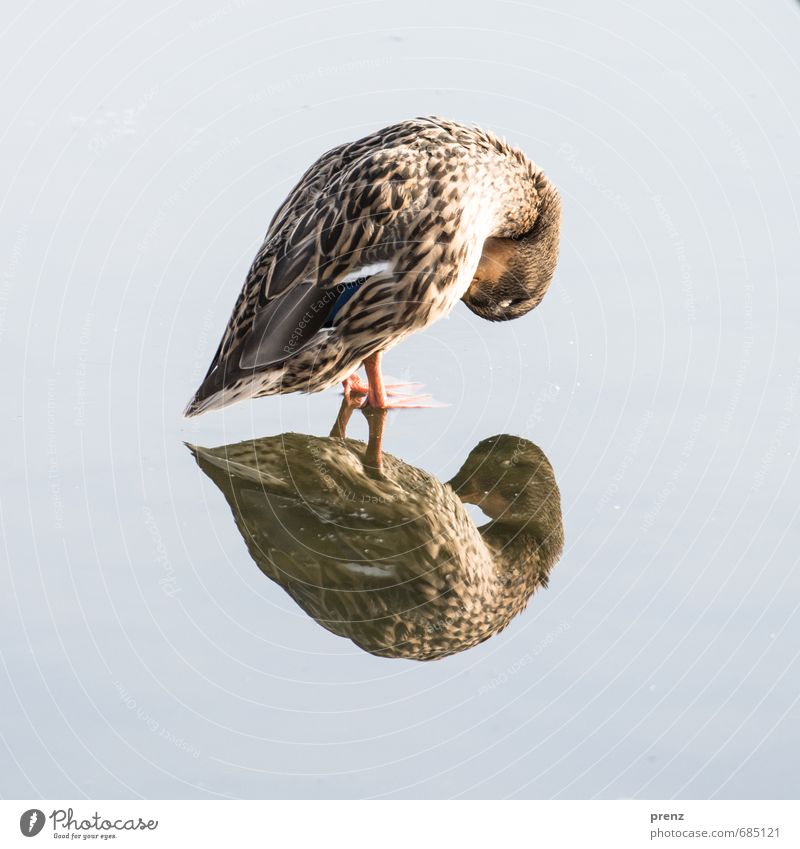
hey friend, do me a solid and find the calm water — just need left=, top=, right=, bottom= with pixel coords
left=2, top=0, right=799, bottom=799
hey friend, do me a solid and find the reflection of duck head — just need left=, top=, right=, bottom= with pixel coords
left=189, top=418, right=563, bottom=661
left=449, top=434, right=564, bottom=568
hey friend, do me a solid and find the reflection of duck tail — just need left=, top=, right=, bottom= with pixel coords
left=186, top=442, right=285, bottom=490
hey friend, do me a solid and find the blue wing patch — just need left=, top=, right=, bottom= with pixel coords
left=322, top=278, right=366, bottom=328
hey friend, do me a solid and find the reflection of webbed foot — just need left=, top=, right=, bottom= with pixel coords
left=362, top=408, right=387, bottom=477
left=329, top=396, right=361, bottom=439
left=328, top=400, right=387, bottom=477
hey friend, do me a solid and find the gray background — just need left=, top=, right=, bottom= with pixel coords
left=1, top=0, right=799, bottom=798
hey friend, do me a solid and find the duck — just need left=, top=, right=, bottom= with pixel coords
left=184, top=117, right=561, bottom=415
left=187, top=405, right=564, bottom=660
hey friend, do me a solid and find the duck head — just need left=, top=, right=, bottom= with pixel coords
left=463, top=183, right=561, bottom=322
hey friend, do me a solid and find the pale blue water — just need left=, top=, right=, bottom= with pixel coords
left=1, top=0, right=798, bottom=799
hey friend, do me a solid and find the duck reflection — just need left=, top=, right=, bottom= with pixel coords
left=188, top=405, right=563, bottom=660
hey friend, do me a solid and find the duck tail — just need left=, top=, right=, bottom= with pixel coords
left=183, top=387, right=226, bottom=418
left=183, top=366, right=234, bottom=418
left=183, top=363, right=286, bottom=417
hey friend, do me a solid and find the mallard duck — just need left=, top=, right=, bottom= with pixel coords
left=187, top=408, right=564, bottom=660
left=184, top=117, right=561, bottom=415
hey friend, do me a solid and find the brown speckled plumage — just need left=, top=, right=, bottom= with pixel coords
left=189, top=432, right=563, bottom=660
left=185, top=117, right=561, bottom=416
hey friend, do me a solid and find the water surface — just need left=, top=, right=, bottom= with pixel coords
left=1, top=0, right=799, bottom=799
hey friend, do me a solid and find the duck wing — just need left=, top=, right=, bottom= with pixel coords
left=242, top=147, right=429, bottom=363
left=197, top=124, right=459, bottom=398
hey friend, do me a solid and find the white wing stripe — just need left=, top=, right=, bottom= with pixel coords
left=339, top=261, right=392, bottom=285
